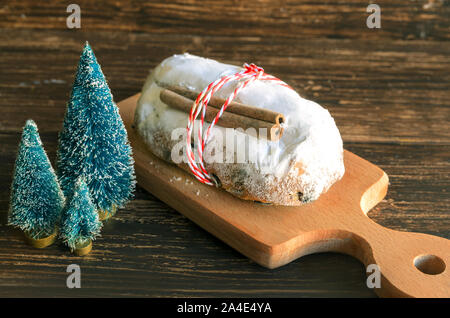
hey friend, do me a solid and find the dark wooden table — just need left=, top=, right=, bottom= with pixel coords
left=0, top=1, right=448, bottom=297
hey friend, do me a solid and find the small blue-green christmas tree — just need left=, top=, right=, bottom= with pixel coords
left=9, top=120, right=65, bottom=239
left=60, top=177, right=102, bottom=251
left=57, top=42, right=135, bottom=218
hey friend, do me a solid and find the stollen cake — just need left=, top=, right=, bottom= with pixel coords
left=134, top=53, right=345, bottom=205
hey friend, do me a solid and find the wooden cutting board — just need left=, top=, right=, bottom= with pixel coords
left=118, top=94, right=450, bottom=298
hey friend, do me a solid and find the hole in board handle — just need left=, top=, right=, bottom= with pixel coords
left=414, top=254, right=446, bottom=275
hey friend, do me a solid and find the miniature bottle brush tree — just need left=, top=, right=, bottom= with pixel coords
left=8, top=120, right=65, bottom=248
left=60, top=177, right=102, bottom=256
left=56, top=42, right=135, bottom=220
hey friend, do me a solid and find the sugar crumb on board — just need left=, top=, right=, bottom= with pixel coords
left=169, top=176, right=182, bottom=183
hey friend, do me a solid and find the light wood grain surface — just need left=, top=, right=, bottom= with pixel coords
left=0, top=0, right=448, bottom=297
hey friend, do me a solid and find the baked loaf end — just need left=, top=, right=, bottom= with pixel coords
left=134, top=53, right=345, bottom=206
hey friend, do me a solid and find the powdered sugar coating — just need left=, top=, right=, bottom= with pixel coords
left=135, top=53, right=345, bottom=205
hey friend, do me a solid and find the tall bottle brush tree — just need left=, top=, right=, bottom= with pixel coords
left=57, top=42, right=135, bottom=218
left=9, top=120, right=65, bottom=241
left=60, top=177, right=102, bottom=252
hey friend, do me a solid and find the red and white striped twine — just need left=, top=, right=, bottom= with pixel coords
left=185, top=63, right=292, bottom=186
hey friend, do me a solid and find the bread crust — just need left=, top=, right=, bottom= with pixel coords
left=135, top=124, right=343, bottom=206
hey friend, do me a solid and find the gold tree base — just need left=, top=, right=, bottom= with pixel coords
left=73, top=239, right=92, bottom=256
left=98, top=205, right=117, bottom=221
left=24, top=229, right=57, bottom=248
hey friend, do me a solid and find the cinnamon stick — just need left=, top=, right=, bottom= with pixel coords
left=163, top=85, right=285, bottom=125
left=160, top=88, right=283, bottom=141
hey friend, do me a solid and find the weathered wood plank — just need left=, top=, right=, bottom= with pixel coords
left=0, top=30, right=449, bottom=144
left=0, top=0, right=449, bottom=41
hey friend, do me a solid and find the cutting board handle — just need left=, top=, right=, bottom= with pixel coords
left=346, top=211, right=450, bottom=298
